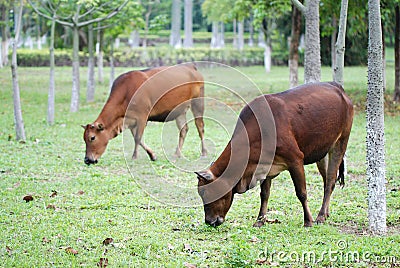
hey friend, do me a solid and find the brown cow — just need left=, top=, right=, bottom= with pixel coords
left=83, top=63, right=207, bottom=165
left=195, top=82, right=353, bottom=227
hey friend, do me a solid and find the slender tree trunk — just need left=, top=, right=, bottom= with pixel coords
left=183, top=0, right=193, bottom=48
left=382, top=22, right=386, bottom=91
left=304, top=0, right=321, bottom=83
left=96, top=27, right=104, bottom=84
left=219, top=22, right=225, bottom=47
left=70, top=25, right=80, bottom=112
left=331, top=15, right=337, bottom=74
left=394, top=4, right=400, bottom=102
left=169, top=0, right=182, bottom=48
left=233, top=19, right=237, bottom=48
left=130, top=29, right=140, bottom=48
left=248, top=16, right=254, bottom=47
left=1, top=3, right=10, bottom=67
left=47, top=16, right=56, bottom=125
left=211, top=21, right=219, bottom=48
left=367, top=0, right=386, bottom=236
left=87, top=21, right=95, bottom=103
left=237, top=20, right=244, bottom=51
left=261, top=19, right=272, bottom=73
left=333, top=0, right=348, bottom=86
left=289, top=4, right=301, bottom=88
left=11, top=0, right=26, bottom=141
left=109, top=39, right=115, bottom=91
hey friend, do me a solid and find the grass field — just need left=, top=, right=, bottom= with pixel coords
left=0, top=64, right=399, bottom=267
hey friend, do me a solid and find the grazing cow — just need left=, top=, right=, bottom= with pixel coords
left=195, top=82, right=353, bottom=227
left=83, top=63, right=207, bottom=165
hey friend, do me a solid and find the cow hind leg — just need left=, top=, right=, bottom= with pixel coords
left=289, top=163, right=314, bottom=227
left=191, top=95, right=207, bottom=157
left=316, top=138, right=348, bottom=224
left=175, top=113, right=189, bottom=158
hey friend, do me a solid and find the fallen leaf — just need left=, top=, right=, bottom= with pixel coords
left=23, top=195, right=34, bottom=202
left=46, top=204, right=56, bottom=210
left=184, top=263, right=197, bottom=268
left=97, top=257, right=108, bottom=268
left=50, top=190, right=57, bottom=197
left=6, top=246, right=12, bottom=255
left=249, top=236, right=260, bottom=243
left=42, top=237, right=50, bottom=244
left=255, top=258, right=269, bottom=265
left=65, top=247, right=78, bottom=255
left=77, top=190, right=85, bottom=195
left=183, top=244, right=193, bottom=254
left=102, top=238, right=113, bottom=246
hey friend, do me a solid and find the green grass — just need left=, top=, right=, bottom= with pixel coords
left=0, top=64, right=399, bottom=267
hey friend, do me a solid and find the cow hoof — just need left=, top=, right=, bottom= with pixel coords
left=304, top=221, right=313, bottom=227
left=150, top=155, right=157, bottom=161
left=253, top=220, right=265, bottom=228
left=315, top=217, right=326, bottom=225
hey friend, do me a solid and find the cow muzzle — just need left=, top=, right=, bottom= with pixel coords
left=205, top=216, right=225, bottom=227
left=84, top=157, right=98, bottom=165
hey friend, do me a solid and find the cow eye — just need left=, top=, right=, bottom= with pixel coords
left=90, top=136, right=95, bottom=141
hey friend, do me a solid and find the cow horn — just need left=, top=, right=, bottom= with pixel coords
left=195, top=171, right=213, bottom=181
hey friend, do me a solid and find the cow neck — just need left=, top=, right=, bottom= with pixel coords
left=210, top=141, right=232, bottom=177
left=96, top=97, right=127, bottom=139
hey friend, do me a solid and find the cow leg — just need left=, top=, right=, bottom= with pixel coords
left=316, top=138, right=348, bottom=223
left=191, top=96, right=207, bottom=157
left=316, top=155, right=329, bottom=217
left=253, top=177, right=274, bottom=227
left=289, top=163, right=314, bottom=227
left=130, top=122, right=156, bottom=161
left=174, top=113, right=189, bottom=158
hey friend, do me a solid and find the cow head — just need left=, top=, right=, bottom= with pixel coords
left=82, top=122, right=109, bottom=165
left=195, top=170, right=234, bottom=227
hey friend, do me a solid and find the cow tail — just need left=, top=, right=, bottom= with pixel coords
left=337, top=158, right=345, bottom=188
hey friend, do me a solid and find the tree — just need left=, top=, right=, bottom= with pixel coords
left=292, top=0, right=321, bottom=83
left=183, top=0, right=193, bottom=47
left=169, top=0, right=181, bottom=48
left=394, top=3, right=400, bottom=102
left=333, top=0, right=349, bottom=87
left=289, top=3, right=301, bottom=88
left=0, top=0, right=11, bottom=67
left=30, top=0, right=128, bottom=112
left=202, top=0, right=231, bottom=48
left=367, top=0, right=386, bottom=235
left=47, top=9, right=57, bottom=125
left=11, top=0, right=26, bottom=141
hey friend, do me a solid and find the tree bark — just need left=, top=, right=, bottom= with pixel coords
left=394, top=4, right=400, bottom=102
left=289, top=4, right=301, bottom=88
left=211, top=21, right=219, bottom=48
left=109, top=39, right=115, bottom=91
left=367, top=0, right=386, bottom=236
left=1, top=2, right=10, bottom=67
left=169, top=0, right=182, bottom=48
left=331, top=15, right=337, bottom=74
left=87, top=21, right=95, bottom=103
left=237, top=20, right=244, bottom=51
left=96, top=27, right=104, bottom=84
left=183, top=0, right=193, bottom=48
left=70, top=25, right=80, bottom=112
left=11, top=0, right=26, bottom=141
left=47, top=15, right=56, bottom=125
left=333, top=0, right=349, bottom=86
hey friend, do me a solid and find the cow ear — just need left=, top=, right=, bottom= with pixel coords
left=195, top=171, right=214, bottom=181
left=97, top=123, right=104, bottom=131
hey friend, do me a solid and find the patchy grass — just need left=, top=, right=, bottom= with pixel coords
left=0, top=65, right=399, bottom=267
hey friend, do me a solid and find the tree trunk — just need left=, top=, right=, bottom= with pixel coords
left=87, top=21, right=95, bottom=103
left=47, top=16, right=56, bottom=125
left=289, top=4, right=301, bottom=88
left=130, top=29, right=140, bottom=48
left=261, top=18, right=272, bottom=73
left=183, top=0, right=193, bottom=48
left=382, top=21, right=386, bottom=91
left=304, top=0, right=321, bottom=83
left=109, top=39, right=115, bottom=91
left=11, top=0, right=26, bottom=141
left=219, top=22, right=225, bottom=47
left=1, top=3, right=10, bottom=67
left=394, top=4, right=400, bottom=102
left=233, top=19, right=237, bottom=48
left=211, top=21, right=219, bottom=48
left=70, top=25, right=80, bottom=112
left=97, top=27, right=104, bottom=84
left=331, top=15, right=337, bottom=74
left=248, top=16, right=254, bottom=47
left=169, top=0, right=182, bottom=48
left=237, top=20, right=244, bottom=51
left=333, top=0, right=349, bottom=86
left=367, top=0, right=386, bottom=236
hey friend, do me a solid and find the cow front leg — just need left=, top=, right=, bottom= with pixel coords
left=253, top=177, right=273, bottom=227
left=289, top=163, right=313, bottom=227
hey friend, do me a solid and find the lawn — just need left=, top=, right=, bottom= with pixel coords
left=0, top=64, right=399, bottom=267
